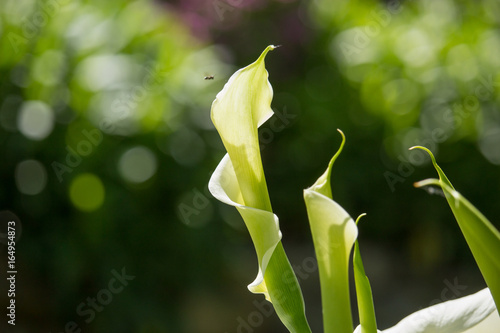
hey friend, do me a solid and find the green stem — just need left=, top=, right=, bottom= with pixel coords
left=319, top=245, right=352, bottom=333
left=264, top=242, right=312, bottom=333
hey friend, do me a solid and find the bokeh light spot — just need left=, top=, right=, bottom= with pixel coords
left=118, top=146, right=158, bottom=184
left=446, top=44, right=478, bottom=82
left=332, top=28, right=381, bottom=68
left=15, top=160, right=47, bottom=195
left=32, top=50, right=66, bottom=86
left=75, top=54, right=134, bottom=91
left=69, top=173, right=105, bottom=212
left=479, top=128, right=500, bottom=165
left=17, top=101, right=54, bottom=140
left=383, top=79, right=420, bottom=115
left=395, top=28, right=436, bottom=68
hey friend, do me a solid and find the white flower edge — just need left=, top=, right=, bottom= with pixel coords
left=353, top=288, right=498, bottom=333
left=461, top=309, right=500, bottom=333
left=210, top=45, right=277, bottom=212
left=208, top=153, right=281, bottom=299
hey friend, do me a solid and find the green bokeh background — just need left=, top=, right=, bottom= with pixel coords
left=1, top=0, right=499, bottom=332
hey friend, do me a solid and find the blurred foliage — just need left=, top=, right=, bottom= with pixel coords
left=0, top=0, right=232, bottom=332
left=0, top=0, right=499, bottom=332
left=311, top=0, right=500, bottom=164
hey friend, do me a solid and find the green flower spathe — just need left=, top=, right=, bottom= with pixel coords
left=209, top=45, right=311, bottom=333
left=304, top=130, right=358, bottom=333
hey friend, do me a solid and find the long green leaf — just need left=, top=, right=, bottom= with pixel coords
left=412, top=146, right=500, bottom=314
left=304, top=130, right=357, bottom=333
left=353, top=214, right=377, bottom=333
left=209, top=46, right=311, bottom=333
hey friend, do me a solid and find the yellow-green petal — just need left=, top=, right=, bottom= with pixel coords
left=209, top=154, right=281, bottom=298
left=304, top=130, right=357, bottom=333
left=209, top=46, right=311, bottom=333
left=211, top=45, right=277, bottom=212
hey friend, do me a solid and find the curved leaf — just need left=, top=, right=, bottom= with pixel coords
left=412, top=146, right=500, bottom=313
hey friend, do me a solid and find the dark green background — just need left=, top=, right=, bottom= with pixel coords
left=1, top=0, right=499, bottom=332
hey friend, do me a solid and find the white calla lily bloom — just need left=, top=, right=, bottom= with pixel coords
left=354, top=288, right=499, bottom=333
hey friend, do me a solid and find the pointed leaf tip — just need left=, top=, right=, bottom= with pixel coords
left=355, top=213, right=367, bottom=226
left=410, top=146, right=454, bottom=190
left=409, top=145, right=438, bottom=170
left=256, top=45, right=278, bottom=63
left=309, top=129, right=346, bottom=198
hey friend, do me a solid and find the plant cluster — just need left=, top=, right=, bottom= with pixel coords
left=208, top=46, right=500, bottom=333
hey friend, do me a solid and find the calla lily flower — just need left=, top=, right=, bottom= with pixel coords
left=353, top=287, right=499, bottom=333
left=305, top=138, right=499, bottom=333
left=207, top=46, right=499, bottom=333
left=209, top=45, right=312, bottom=333
left=304, top=130, right=359, bottom=333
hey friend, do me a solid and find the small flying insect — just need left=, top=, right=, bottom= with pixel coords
left=204, top=75, right=215, bottom=80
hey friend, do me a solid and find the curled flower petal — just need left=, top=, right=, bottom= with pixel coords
left=380, top=288, right=497, bottom=333
left=209, top=154, right=281, bottom=296
left=211, top=45, right=277, bottom=211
